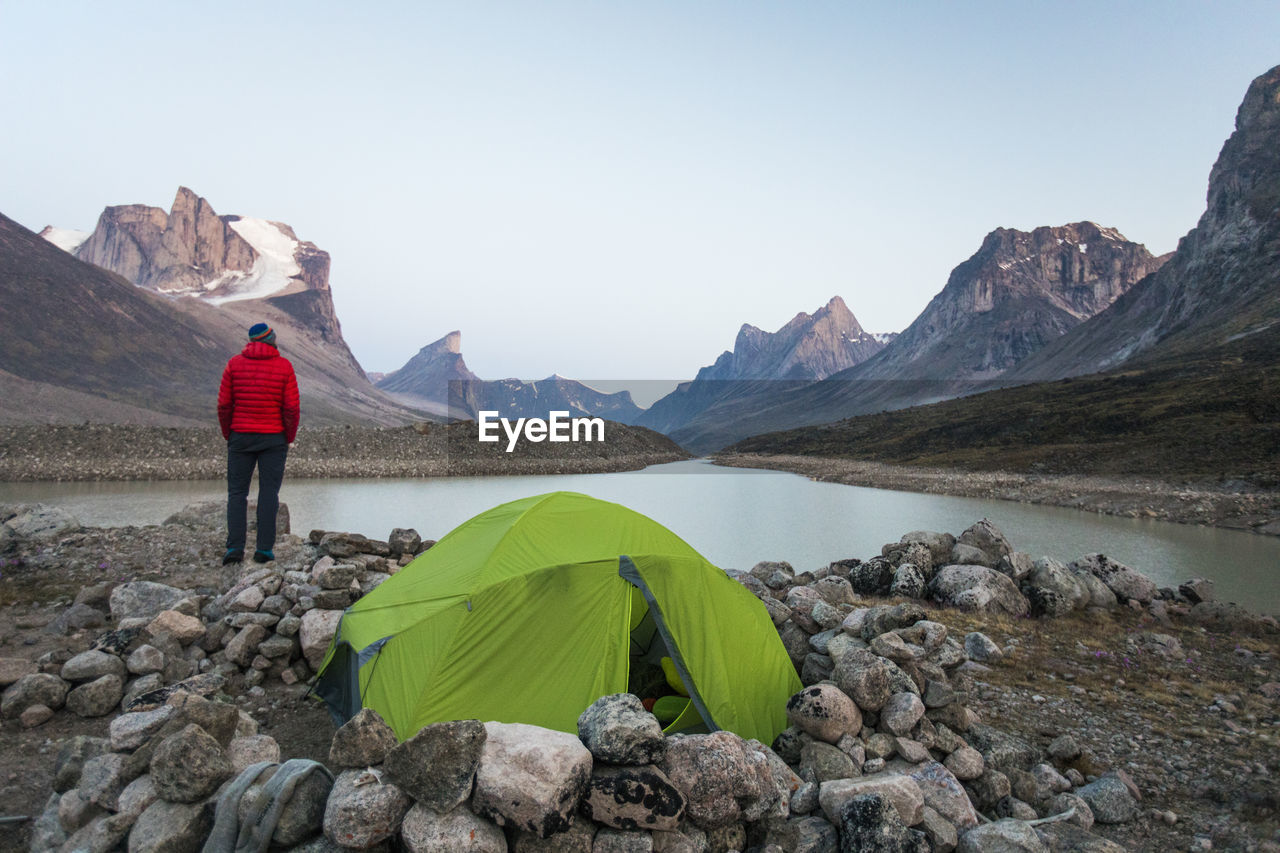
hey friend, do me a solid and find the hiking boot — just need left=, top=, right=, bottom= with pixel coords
left=252, top=550, right=275, bottom=564
left=223, top=548, right=244, bottom=565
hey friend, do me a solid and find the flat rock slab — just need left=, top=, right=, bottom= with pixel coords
left=472, top=721, right=593, bottom=839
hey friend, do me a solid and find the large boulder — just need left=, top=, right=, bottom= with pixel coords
left=385, top=719, right=487, bottom=812
left=62, top=650, right=127, bottom=683
left=1076, top=772, right=1140, bottom=824
left=401, top=801, right=506, bottom=852
left=299, top=609, right=345, bottom=669
left=838, top=793, right=929, bottom=851
left=109, top=582, right=190, bottom=622
left=928, top=566, right=1028, bottom=615
left=1071, top=555, right=1157, bottom=605
left=832, top=647, right=893, bottom=712
left=786, top=684, right=862, bottom=744
left=128, top=799, right=215, bottom=853
left=899, top=531, right=957, bottom=565
left=329, top=707, right=400, bottom=769
left=472, top=721, right=593, bottom=838
left=578, top=693, right=666, bottom=765
left=149, top=724, right=233, bottom=803
left=957, top=520, right=1013, bottom=565
left=66, top=674, right=125, bottom=717
left=323, top=768, right=413, bottom=848
left=581, top=764, right=686, bottom=831
left=1022, top=558, right=1090, bottom=616
left=659, top=731, right=760, bottom=830
left=819, top=773, right=925, bottom=826
left=2, top=504, right=80, bottom=542
left=1, top=672, right=68, bottom=717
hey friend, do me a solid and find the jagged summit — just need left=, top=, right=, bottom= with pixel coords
left=58, top=186, right=331, bottom=306
left=697, top=295, right=884, bottom=383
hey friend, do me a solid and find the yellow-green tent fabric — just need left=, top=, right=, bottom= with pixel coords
left=314, top=491, right=800, bottom=743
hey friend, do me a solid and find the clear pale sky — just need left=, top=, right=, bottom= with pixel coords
left=3, top=2, right=1277, bottom=384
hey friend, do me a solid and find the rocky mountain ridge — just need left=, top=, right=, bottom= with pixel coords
left=637, top=297, right=885, bottom=438
left=5, top=210, right=416, bottom=426
left=377, top=331, right=643, bottom=424
left=1006, top=64, right=1280, bottom=382
left=643, top=223, right=1159, bottom=453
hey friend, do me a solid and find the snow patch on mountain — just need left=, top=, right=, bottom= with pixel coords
left=204, top=218, right=301, bottom=305
left=38, top=227, right=90, bottom=254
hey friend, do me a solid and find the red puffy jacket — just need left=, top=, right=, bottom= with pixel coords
left=217, top=341, right=301, bottom=442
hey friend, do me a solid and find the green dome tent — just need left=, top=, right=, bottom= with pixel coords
left=314, top=491, right=801, bottom=743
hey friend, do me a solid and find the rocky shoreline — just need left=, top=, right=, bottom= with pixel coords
left=1, top=503, right=1278, bottom=852
left=713, top=453, right=1280, bottom=538
left=0, top=424, right=690, bottom=482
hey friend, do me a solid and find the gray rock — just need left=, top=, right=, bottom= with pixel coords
left=964, top=632, right=1003, bottom=663
left=958, top=519, right=1013, bottom=563
left=329, top=707, right=400, bottom=768
left=67, top=674, right=125, bottom=717
left=832, top=648, right=892, bottom=712
left=53, top=735, right=112, bottom=793
left=110, top=582, right=189, bottom=622
left=323, top=767, right=413, bottom=848
left=473, top=721, right=593, bottom=838
left=950, top=543, right=996, bottom=567
left=1036, top=822, right=1127, bottom=852
left=957, top=818, right=1048, bottom=852
left=31, top=792, right=68, bottom=851
left=110, top=706, right=176, bottom=751
left=385, top=718, right=486, bottom=812
left=511, top=819, right=598, bottom=851
left=1, top=672, right=69, bottom=717
left=819, top=772, right=924, bottom=826
left=581, top=764, right=686, bottom=831
left=906, top=760, right=979, bottom=829
left=944, top=746, right=985, bottom=781
left=117, top=774, right=159, bottom=821
left=227, top=734, right=282, bottom=774
left=1179, top=577, right=1215, bottom=604
left=870, top=632, right=917, bottom=663
left=127, top=645, right=167, bottom=676
left=967, top=768, right=1013, bottom=813
left=919, top=805, right=958, bottom=853
left=59, top=787, right=104, bottom=834
left=930, top=566, right=1028, bottom=615
left=150, top=724, right=233, bottom=803
left=860, top=603, right=927, bottom=640
left=387, top=527, right=422, bottom=556
left=578, top=693, right=666, bottom=765
left=594, top=827, right=655, bottom=852
left=768, top=815, right=836, bottom=852
left=299, top=609, right=344, bottom=669
left=225, top=624, right=271, bottom=668
left=801, top=653, right=835, bottom=686
left=1071, top=570, right=1117, bottom=610
left=786, top=683, right=862, bottom=745
left=800, top=741, right=857, bottom=783
left=62, top=650, right=126, bottom=683
left=1071, top=554, right=1157, bottom=605
left=1031, top=763, right=1071, bottom=794
left=890, top=564, right=926, bottom=598
left=2, top=503, right=79, bottom=541
left=996, top=552, right=1034, bottom=582
left=837, top=792, right=929, bottom=852
left=899, top=531, right=957, bottom=565
left=1076, top=773, right=1139, bottom=824
left=847, top=560, right=894, bottom=596
left=965, top=724, right=1036, bottom=773
left=881, top=692, right=925, bottom=736
left=128, top=799, right=214, bottom=853
left=660, top=731, right=757, bottom=830
left=813, top=576, right=857, bottom=607
left=1048, top=792, right=1095, bottom=830
left=79, top=753, right=139, bottom=811
left=1047, top=734, right=1080, bottom=762
left=400, top=801, right=506, bottom=852
left=1023, top=558, right=1089, bottom=617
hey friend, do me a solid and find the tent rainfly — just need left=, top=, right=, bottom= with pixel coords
left=314, top=491, right=801, bottom=743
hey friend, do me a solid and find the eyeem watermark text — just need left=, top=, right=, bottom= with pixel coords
left=477, top=410, right=605, bottom=452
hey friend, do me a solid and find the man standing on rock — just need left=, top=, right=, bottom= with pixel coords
left=218, top=323, right=300, bottom=565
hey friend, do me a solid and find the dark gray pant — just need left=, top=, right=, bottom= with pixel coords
left=226, top=432, right=288, bottom=553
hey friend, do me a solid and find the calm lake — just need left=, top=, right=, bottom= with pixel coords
left=3, top=460, right=1278, bottom=614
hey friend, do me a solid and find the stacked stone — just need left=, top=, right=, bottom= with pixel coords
left=27, top=688, right=333, bottom=853
left=724, top=523, right=1154, bottom=851
left=1, top=524, right=430, bottom=732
